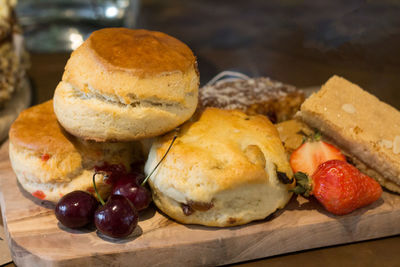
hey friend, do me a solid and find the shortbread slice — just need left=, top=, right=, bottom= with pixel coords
left=299, top=75, right=400, bottom=192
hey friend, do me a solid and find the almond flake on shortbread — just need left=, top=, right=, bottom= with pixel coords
left=341, top=103, right=356, bottom=114
left=393, top=136, right=400, bottom=154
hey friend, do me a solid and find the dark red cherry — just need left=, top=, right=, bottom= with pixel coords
left=94, top=195, right=138, bottom=238
left=55, top=191, right=98, bottom=228
left=132, top=172, right=145, bottom=185
left=112, top=177, right=152, bottom=211
left=94, top=163, right=127, bottom=185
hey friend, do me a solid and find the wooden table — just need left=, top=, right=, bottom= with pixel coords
left=2, top=0, right=400, bottom=266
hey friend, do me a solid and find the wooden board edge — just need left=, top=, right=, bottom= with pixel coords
left=1, top=140, right=400, bottom=266
left=6, top=207, right=400, bottom=267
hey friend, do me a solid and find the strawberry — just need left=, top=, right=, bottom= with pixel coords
left=290, top=136, right=346, bottom=176
left=293, top=160, right=382, bottom=215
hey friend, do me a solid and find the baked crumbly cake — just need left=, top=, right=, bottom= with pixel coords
left=199, top=77, right=304, bottom=123
left=0, top=0, right=15, bottom=40
left=0, top=0, right=28, bottom=105
left=276, top=119, right=314, bottom=157
left=9, top=100, right=142, bottom=202
left=145, top=108, right=294, bottom=227
left=54, top=28, right=199, bottom=142
left=299, top=75, right=400, bottom=193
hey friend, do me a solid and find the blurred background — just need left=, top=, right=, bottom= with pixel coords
left=13, top=0, right=400, bottom=107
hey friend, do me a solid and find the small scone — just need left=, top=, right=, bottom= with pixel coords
left=9, top=101, right=140, bottom=202
left=145, top=108, right=294, bottom=227
left=299, top=75, right=400, bottom=193
left=54, top=28, right=199, bottom=141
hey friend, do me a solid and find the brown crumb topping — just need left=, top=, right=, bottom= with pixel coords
left=199, top=77, right=304, bottom=123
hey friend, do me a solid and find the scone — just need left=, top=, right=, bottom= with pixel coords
left=298, top=75, right=400, bottom=193
left=145, top=108, right=294, bottom=227
left=199, top=77, right=304, bottom=123
left=9, top=101, right=141, bottom=202
left=54, top=28, right=199, bottom=142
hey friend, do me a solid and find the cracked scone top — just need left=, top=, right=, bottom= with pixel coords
left=53, top=28, right=199, bottom=141
left=145, top=108, right=294, bottom=227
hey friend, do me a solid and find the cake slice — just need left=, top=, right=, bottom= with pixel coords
left=199, top=77, right=304, bottom=123
left=298, top=75, right=400, bottom=193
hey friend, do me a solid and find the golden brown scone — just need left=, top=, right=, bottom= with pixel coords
left=144, top=108, right=294, bottom=227
left=298, top=75, right=400, bottom=193
left=54, top=28, right=199, bottom=142
left=9, top=100, right=141, bottom=202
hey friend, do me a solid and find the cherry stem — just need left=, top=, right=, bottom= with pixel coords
left=92, top=172, right=105, bottom=205
left=141, top=133, right=178, bottom=186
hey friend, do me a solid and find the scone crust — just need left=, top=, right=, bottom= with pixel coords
left=145, top=108, right=294, bottom=227
left=53, top=81, right=197, bottom=141
left=9, top=101, right=76, bottom=155
left=299, top=75, right=400, bottom=189
left=56, top=28, right=199, bottom=141
left=9, top=101, right=139, bottom=202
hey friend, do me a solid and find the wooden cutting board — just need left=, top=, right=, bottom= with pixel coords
left=0, top=141, right=400, bottom=267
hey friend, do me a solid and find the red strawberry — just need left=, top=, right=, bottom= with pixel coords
left=290, top=138, right=346, bottom=176
left=293, top=160, right=382, bottom=215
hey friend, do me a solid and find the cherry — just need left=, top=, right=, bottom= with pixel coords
left=112, top=177, right=152, bottom=211
left=53, top=133, right=177, bottom=238
left=55, top=191, right=98, bottom=228
left=94, top=163, right=127, bottom=185
left=94, top=195, right=138, bottom=238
